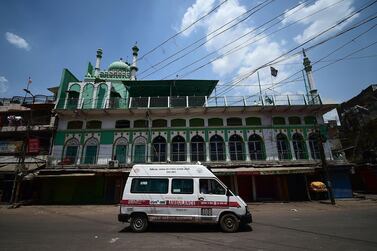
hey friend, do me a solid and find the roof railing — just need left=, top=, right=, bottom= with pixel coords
left=55, top=94, right=322, bottom=110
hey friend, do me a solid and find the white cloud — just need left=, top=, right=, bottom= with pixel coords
left=180, top=0, right=216, bottom=36
left=5, top=32, right=31, bottom=51
left=0, top=76, right=9, bottom=94
left=180, top=0, right=302, bottom=96
left=283, top=0, right=356, bottom=43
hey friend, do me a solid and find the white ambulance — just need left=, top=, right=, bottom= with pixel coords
left=118, top=164, right=252, bottom=232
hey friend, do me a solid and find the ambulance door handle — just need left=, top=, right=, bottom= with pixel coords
left=198, top=196, right=204, bottom=201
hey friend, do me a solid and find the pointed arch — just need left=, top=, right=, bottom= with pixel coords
left=229, top=134, right=244, bottom=161
left=171, top=135, right=186, bottom=162
left=210, top=134, right=225, bottom=161
left=292, top=133, right=307, bottom=159
left=191, top=135, right=205, bottom=162
left=96, top=83, right=108, bottom=109
left=152, top=135, right=167, bottom=162
left=113, top=137, right=128, bottom=164
left=82, top=137, right=99, bottom=164
left=276, top=133, right=291, bottom=160
left=62, top=138, right=80, bottom=164
left=133, top=136, right=147, bottom=163
left=82, top=83, right=94, bottom=109
left=309, top=133, right=320, bottom=159
left=248, top=134, right=265, bottom=160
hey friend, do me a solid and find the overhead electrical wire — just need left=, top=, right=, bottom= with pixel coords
left=215, top=1, right=377, bottom=96
left=138, top=0, right=229, bottom=61
left=159, top=0, right=314, bottom=80
left=139, top=0, right=275, bottom=79
left=177, top=0, right=350, bottom=80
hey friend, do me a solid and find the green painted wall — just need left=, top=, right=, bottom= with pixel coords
left=100, top=131, right=114, bottom=144
left=82, top=83, right=94, bottom=109
left=56, top=69, right=80, bottom=109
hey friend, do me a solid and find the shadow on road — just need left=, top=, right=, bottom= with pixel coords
left=120, top=223, right=253, bottom=233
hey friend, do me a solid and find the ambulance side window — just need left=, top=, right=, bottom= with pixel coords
left=199, top=179, right=226, bottom=195
left=171, top=179, right=193, bottom=194
left=131, top=178, right=168, bottom=194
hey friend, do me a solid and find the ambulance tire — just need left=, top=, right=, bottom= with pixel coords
left=219, top=213, right=239, bottom=233
left=130, top=214, right=148, bottom=232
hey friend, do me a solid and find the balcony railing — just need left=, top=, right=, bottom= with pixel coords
left=56, top=94, right=322, bottom=110
left=0, top=95, right=56, bottom=106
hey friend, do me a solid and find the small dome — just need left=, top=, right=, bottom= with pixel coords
left=108, top=59, right=129, bottom=72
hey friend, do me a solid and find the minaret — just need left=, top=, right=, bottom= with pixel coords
left=130, top=44, right=139, bottom=80
left=94, top=48, right=103, bottom=77
left=302, top=49, right=318, bottom=99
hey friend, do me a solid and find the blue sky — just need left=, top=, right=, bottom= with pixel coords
left=0, top=0, right=376, bottom=109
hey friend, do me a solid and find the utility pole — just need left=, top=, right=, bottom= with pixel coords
left=316, top=123, right=336, bottom=205
left=10, top=87, right=33, bottom=206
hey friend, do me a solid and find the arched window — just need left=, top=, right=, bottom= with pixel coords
left=67, top=121, right=83, bottom=130
left=309, top=133, right=321, bottom=159
left=83, top=138, right=99, bottom=164
left=152, top=119, right=167, bottom=128
left=210, top=134, right=225, bottom=161
left=189, top=118, right=204, bottom=127
left=134, top=120, right=148, bottom=128
left=229, top=134, right=244, bottom=161
left=86, top=120, right=102, bottom=129
left=304, top=116, right=317, bottom=125
left=66, top=84, right=80, bottom=109
left=133, top=136, right=147, bottom=163
left=171, top=119, right=186, bottom=127
left=191, top=135, right=205, bottom=162
left=227, top=117, right=243, bottom=126
left=245, top=117, right=261, bottom=126
left=151, top=136, right=166, bottom=162
left=171, top=135, right=186, bottom=162
left=96, top=83, right=108, bottom=109
left=248, top=134, right=265, bottom=160
left=62, top=138, right=79, bottom=164
left=288, top=116, right=301, bottom=125
left=113, top=137, right=128, bottom=164
left=292, top=133, right=307, bottom=159
left=115, top=120, right=130, bottom=128
left=82, top=83, right=94, bottom=109
left=273, top=117, right=286, bottom=125
left=208, top=118, right=223, bottom=126
left=277, top=133, right=291, bottom=160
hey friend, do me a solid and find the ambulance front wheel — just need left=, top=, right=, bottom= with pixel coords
left=219, top=213, right=239, bottom=233
left=130, top=214, right=148, bottom=232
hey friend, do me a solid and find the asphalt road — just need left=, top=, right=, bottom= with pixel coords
left=1, top=200, right=377, bottom=251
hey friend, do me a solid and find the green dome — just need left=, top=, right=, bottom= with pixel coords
left=108, top=59, right=130, bottom=72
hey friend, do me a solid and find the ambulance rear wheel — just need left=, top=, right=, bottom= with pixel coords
left=130, top=214, right=148, bottom=232
left=219, top=213, right=239, bottom=233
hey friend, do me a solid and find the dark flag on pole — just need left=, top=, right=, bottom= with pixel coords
left=270, top=66, right=278, bottom=77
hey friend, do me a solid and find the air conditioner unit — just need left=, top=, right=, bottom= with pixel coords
left=108, top=160, right=119, bottom=169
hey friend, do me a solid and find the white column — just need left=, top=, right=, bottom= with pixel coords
left=263, top=129, right=278, bottom=160
left=306, top=140, right=312, bottom=160
left=205, top=142, right=210, bottom=162
left=186, top=142, right=191, bottom=162
left=225, top=142, right=230, bottom=161
left=166, top=143, right=171, bottom=162
left=147, top=143, right=151, bottom=162
left=244, top=141, right=250, bottom=161
left=127, top=143, right=132, bottom=163
left=290, top=140, right=296, bottom=160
